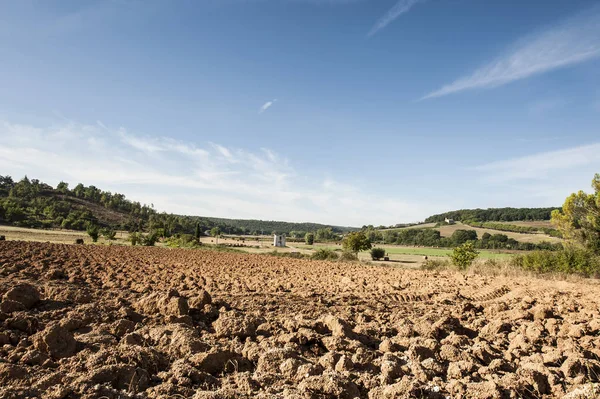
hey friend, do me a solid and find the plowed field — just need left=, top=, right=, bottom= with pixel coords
left=1, top=241, right=599, bottom=398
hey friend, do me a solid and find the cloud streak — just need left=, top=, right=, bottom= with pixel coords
left=422, top=6, right=600, bottom=100
left=475, top=142, right=600, bottom=182
left=259, top=99, right=277, bottom=114
left=368, top=0, right=425, bottom=37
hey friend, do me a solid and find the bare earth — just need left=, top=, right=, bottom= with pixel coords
left=1, top=241, right=599, bottom=398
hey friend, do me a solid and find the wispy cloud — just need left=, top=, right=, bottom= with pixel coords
left=0, top=118, right=437, bottom=225
left=368, top=0, right=425, bottom=37
left=259, top=99, right=277, bottom=114
left=422, top=6, right=600, bottom=100
left=475, top=142, right=600, bottom=182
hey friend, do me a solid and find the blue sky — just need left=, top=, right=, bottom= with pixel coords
left=1, top=0, right=599, bottom=226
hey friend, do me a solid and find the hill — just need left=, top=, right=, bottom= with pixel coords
left=0, top=175, right=355, bottom=235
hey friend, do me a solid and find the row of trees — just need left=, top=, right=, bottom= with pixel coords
left=425, top=207, right=559, bottom=223
left=463, top=221, right=561, bottom=237
left=389, top=227, right=560, bottom=251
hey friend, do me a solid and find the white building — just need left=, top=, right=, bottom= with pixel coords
left=273, top=234, right=286, bottom=247
left=445, top=218, right=455, bottom=225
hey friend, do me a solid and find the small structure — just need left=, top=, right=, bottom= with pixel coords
left=444, top=218, right=455, bottom=225
left=273, top=234, right=286, bottom=247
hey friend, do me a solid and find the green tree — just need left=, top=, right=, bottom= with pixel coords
left=210, top=227, right=221, bottom=237
left=305, top=232, right=315, bottom=245
left=551, top=173, right=600, bottom=253
left=342, top=231, right=372, bottom=254
left=56, top=181, right=69, bottom=194
left=451, top=229, right=478, bottom=246
left=86, top=223, right=99, bottom=242
left=370, top=247, right=386, bottom=260
left=451, top=242, right=479, bottom=270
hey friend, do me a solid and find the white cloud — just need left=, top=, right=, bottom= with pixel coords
left=475, top=142, right=600, bottom=182
left=0, top=119, right=436, bottom=225
left=259, top=99, right=277, bottom=114
left=470, top=142, right=600, bottom=208
left=368, top=0, right=425, bottom=37
left=422, top=6, right=600, bottom=100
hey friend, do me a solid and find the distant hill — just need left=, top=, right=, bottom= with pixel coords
left=0, top=175, right=355, bottom=235
left=424, top=207, right=560, bottom=223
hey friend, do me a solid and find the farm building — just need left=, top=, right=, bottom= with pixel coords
left=445, top=218, right=455, bottom=225
left=273, top=234, right=286, bottom=247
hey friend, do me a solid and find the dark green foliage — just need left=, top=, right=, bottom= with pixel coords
left=370, top=247, right=386, bottom=260
left=342, top=231, right=372, bottom=253
left=305, top=232, right=315, bottom=245
left=450, top=229, right=478, bottom=245
left=86, top=224, right=99, bottom=242
left=426, top=207, right=559, bottom=223
left=512, top=248, right=600, bottom=277
left=311, top=248, right=339, bottom=261
left=451, top=242, right=479, bottom=270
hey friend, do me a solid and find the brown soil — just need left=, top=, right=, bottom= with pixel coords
left=0, top=241, right=599, bottom=398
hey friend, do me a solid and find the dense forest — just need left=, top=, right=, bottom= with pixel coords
left=0, top=175, right=353, bottom=236
left=425, top=207, right=560, bottom=223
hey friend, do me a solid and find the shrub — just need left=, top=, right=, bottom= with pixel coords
left=339, top=251, right=359, bottom=262
left=165, top=234, right=201, bottom=248
left=86, top=224, right=99, bottom=242
left=142, top=232, right=158, bottom=246
left=451, top=242, right=479, bottom=270
left=370, top=247, right=386, bottom=260
left=420, top=258, right=450, bottom=271
left=305, top=232, right=315, bottom=245
left=101, top=228, right=116, bottom=240
left=128, top=232, right=141, bottom=246
left=311, top=248, right=339, bottom=261
left=512, top=247, right=600, bottom=277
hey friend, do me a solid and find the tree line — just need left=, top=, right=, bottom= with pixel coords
left=425, top=207, right=559, bottom=223
left=371, top=227, right=561, bottom=251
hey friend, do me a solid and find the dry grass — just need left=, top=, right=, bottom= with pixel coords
left=437, top=222, right=562, bottom=244
left=0, top=225, right=129, bottom=245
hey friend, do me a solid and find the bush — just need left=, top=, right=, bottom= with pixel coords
left=142, top=232, right=158, bottom=246
left=451, top=242, right=479, bottom=270
left=128, top=232, right=141, bottom=246
left=512, top=247, right=600, bottom=277
left=339, top=251, right=359, bottom=262
left=165, top=234, right=201, bottom=248
left=370, top=247, right=386, bottom=260
left=311, top=248, right=339, bottom=261
left=305, top=232, right=315, bottom=245
left=86, top=224, right=99, bottom=242
left=420, top=258, right=450, bottom=271
left=101, top=228, right=116, bottom=240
